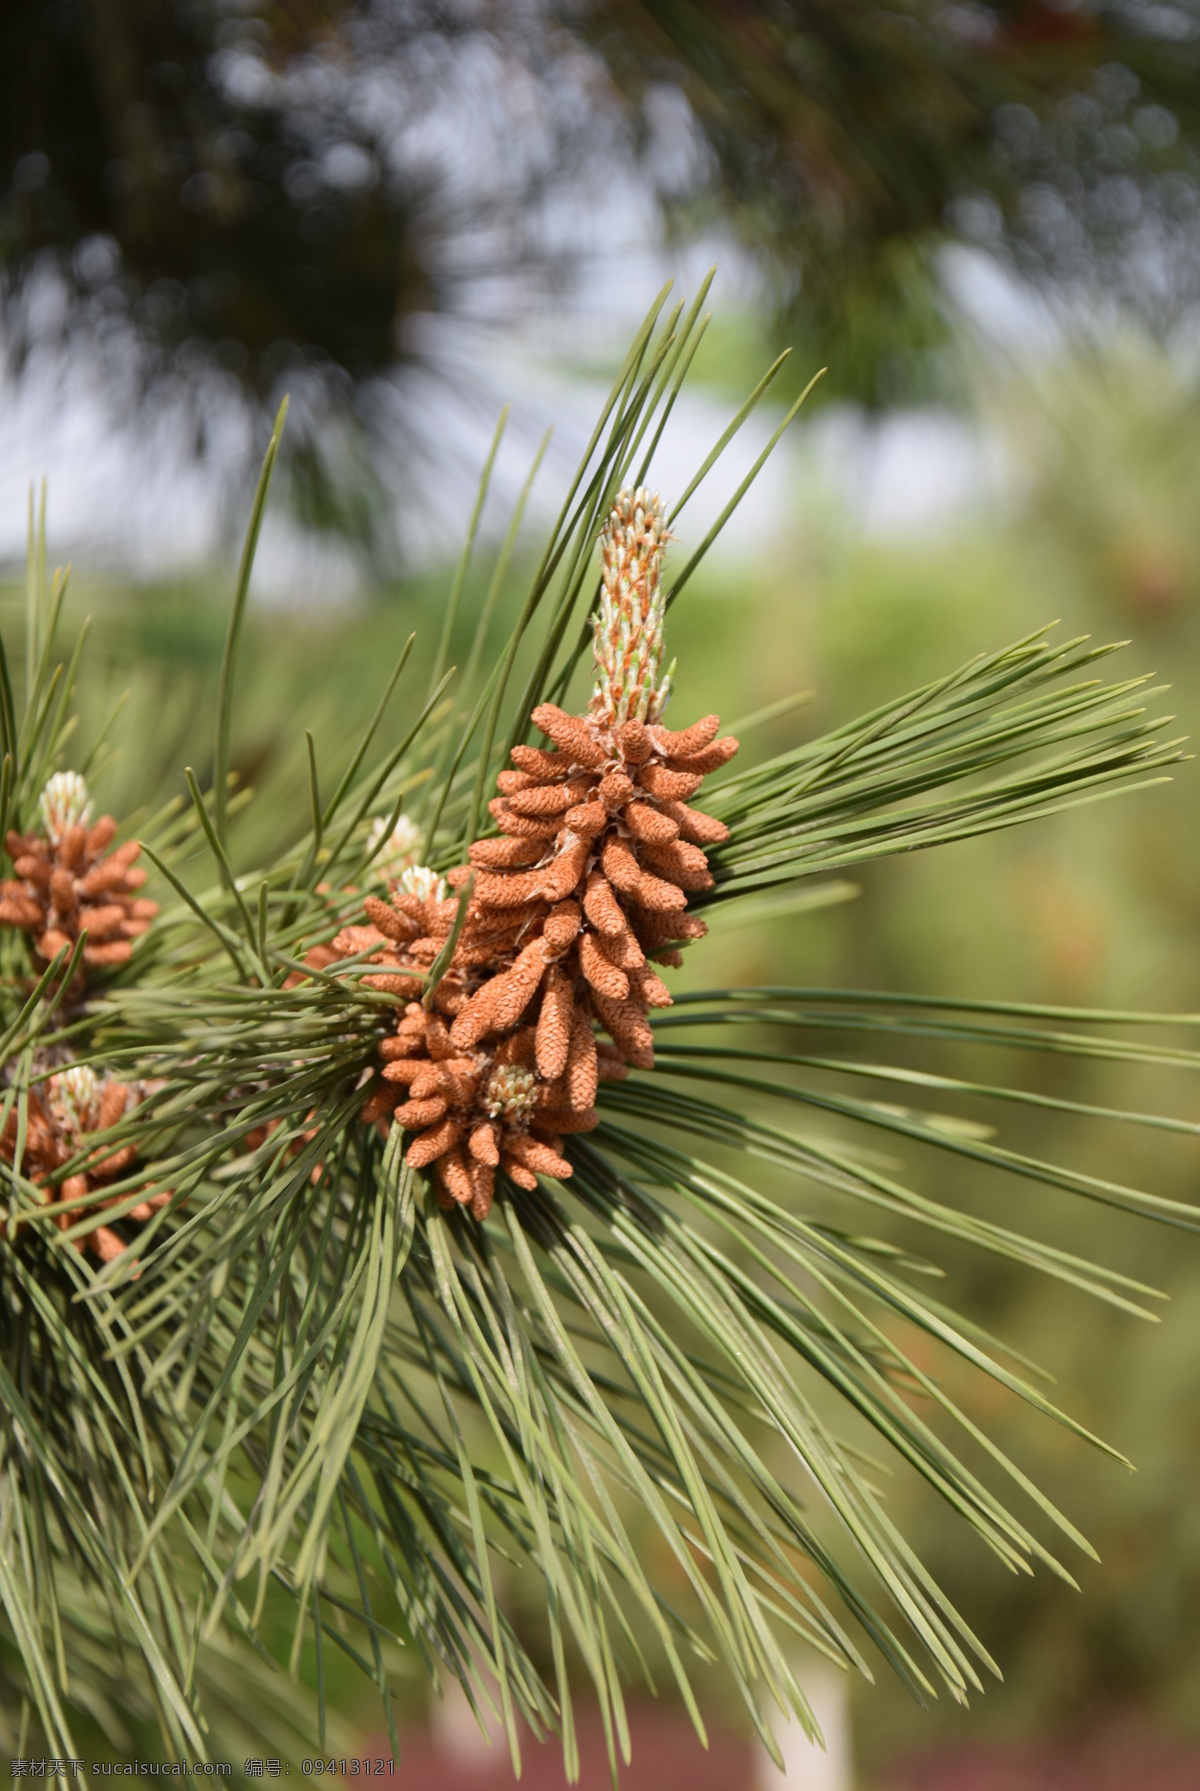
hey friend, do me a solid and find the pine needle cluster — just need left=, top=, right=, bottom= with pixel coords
left=2, top=283, right=1199, bottom=1772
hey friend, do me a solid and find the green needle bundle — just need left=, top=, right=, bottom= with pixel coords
left=2, top=284, right=1198, bottom=1774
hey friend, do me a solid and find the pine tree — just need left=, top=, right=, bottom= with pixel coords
left=1, top=285, right=1197, bottom=1767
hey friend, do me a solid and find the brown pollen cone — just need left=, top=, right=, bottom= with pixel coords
left=1, top=1066, right=171, bottom=1264
left=360, top=1003, right=604, bottom=1219
left=331, top=879, right=466, bottom=1008
left=359, top=703, right=734, bottom=1211
left=451, top=700, right=736, bottom=1071
left=1, top=815, right=157, bottom=973
left=360, top=486, right=736, bottom=1216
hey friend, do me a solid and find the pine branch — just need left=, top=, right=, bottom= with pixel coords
left=3, top=290, right=1199, bottom=1762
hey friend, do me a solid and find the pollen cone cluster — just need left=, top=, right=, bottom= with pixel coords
left=357, top=487, right=737, bottom=1219
left=0, top=1063, right=169, bottom=1264
left=0, top=773, right=157, bottom=974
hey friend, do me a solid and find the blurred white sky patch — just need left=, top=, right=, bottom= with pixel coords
left=0, top=334, right=240, bottom=575
left=0, top=349, right=363, bottom=603
left=806, top=404, right=1010, bottom=538
left=0, top=244, right=1023, bottom=598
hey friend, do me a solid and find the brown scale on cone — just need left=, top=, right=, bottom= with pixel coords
left=327, top=865, right=531, bottom=1013
left=0, top=1062, right=171, bottom=1264
left=362, top=486, right=736, bottom=1214
left=359, top=1002, right=618, bottom=1219
left=0, top=773, right=157, bottom=976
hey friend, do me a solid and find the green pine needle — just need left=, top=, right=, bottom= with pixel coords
left=2, top=290, right=1198, bottom=1762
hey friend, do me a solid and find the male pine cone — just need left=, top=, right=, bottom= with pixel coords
left=0, top=1063, right=170, bottom=1264
left=0, top=773, right=157, bottom=975
left=359, top=487, right=737, bottom=1218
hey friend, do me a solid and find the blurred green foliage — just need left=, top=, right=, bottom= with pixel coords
left=750, top=347, right=1200, bottom=1774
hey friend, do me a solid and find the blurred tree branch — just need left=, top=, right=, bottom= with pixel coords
left=2, top=0, right=1198, bottom=530
left=0, top=0, right=585, bottom=552
left=581, top=0, right=1200, bottom=399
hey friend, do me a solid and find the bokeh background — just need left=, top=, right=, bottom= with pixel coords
left=4, top=4, right=1200, bottom=1785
